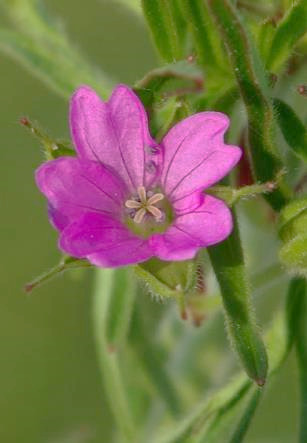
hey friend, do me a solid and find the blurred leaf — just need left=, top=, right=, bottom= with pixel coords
left=25, top=256, right=91, bottom=293
left=273, top=98, right=307, bottom=163
left=141, top=0, right=184, bottom=62
left=93, top=268, right=136, bottom=442
left=0, top=0, right=113, bottom=99
left=267, top=0, right=307, bottom=72
left=208, top=212, right=268, bottom=385
left=113, top=0, right=143, bottom=17
left=208, top=0, right=291, bottom=211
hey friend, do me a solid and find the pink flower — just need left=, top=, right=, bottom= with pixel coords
left=36, top=85, right=241, bottom=267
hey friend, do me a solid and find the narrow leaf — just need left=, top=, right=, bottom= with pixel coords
left=141, top=0, right=184, bottom=62
left=179, top=0, right=224, bottom=71
left=267, top=0, right=307, bottom=72
left=273, top=98, right=307, bottom=163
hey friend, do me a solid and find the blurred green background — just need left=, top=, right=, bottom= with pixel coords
left=0, top=1, right=300, bottom=442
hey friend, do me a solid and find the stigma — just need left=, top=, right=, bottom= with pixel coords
left=125, top=186, right=165, bottom=223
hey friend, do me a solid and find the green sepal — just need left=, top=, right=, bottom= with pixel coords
left=25, top=255, right=91, bottom=293
left=134, top=258, right=197, bottom=304
left=20, top=117, right=75, bottom=159
left=273, top=98, right=307, bottom=164
left=208, top=211, right=268, bottom=385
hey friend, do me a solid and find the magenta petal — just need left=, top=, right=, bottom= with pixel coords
left=151, top=194, right=233, bottom=261
left=59, top=212, right=153, bottom=266
left=36, top=157, right=127, bottom=230
left=87, top=240, right=153, bottom=268
left=70, top=84, right=161, bottom=190
left=161, top=112, right=242, bottom=200
left=48, top=204, right=70, bottom=231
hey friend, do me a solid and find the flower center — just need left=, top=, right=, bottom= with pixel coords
left=125, top=186, right=165, bottom=223
left=124, top=186, right=174, bottom=238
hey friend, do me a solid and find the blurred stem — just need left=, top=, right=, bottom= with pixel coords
left=93, top=269, right=135, bottom=443
left=293, top=277, right=307, bottom=443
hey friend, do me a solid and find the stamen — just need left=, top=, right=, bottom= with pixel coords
left=147, top=205, right=162, bottom=219
left=147, top=193, right=164, bottom=205
left=137, top=186, right=147, bottom=204
left=125, top=187, right=166, bottom=224
left=134, top=207, right=146, bottom=223
left=125, top=200, right=141, bottom=209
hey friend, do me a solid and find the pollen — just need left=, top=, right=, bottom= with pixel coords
left=125, top=186, right=164, bottom=223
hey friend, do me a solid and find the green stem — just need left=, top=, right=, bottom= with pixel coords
left=92, top=269, right=135, bottom=442
left=208, top=0, right=291, bottom=211
left=208, top=210, right=268, bottom=385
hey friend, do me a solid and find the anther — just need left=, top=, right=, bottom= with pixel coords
left=125, top=187, right=165, bottom=224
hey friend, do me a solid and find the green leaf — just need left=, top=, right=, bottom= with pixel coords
left=179, top=0, right=225, bottom=73
left=267, top=0, right=307, bottom=72
left=208, top=0, right=291, bottom=211
left=293, top=277, right=307, bottom=443
left=25, top=256, right=91, bottom=293
left=141, top=0, right=184, bottom=62
left=208, top=211, right=268, bottom=385
left=273, top=98, right=307, bottom=163
left=0, top=1, right=113, bottom=99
